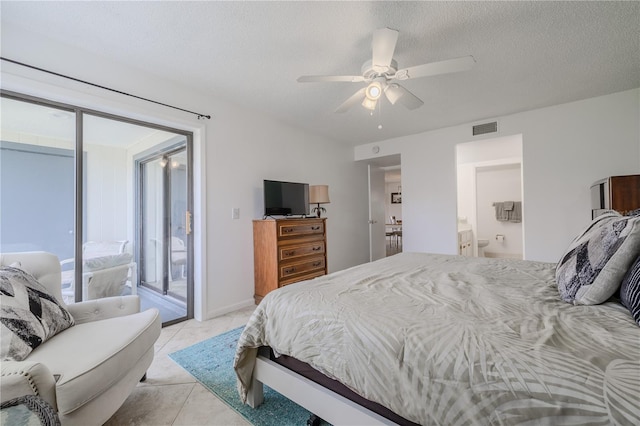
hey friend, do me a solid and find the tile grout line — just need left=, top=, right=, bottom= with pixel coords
left=170, top=382, right=198, bottom=426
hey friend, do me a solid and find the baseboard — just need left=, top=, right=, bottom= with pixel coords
left=204, top=298, right=255, bottom=320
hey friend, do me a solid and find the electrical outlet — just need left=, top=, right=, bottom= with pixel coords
left=232, top=208, right=240, bottom=220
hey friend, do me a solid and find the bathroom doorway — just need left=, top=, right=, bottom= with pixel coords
left=456, top=135, right=524, bottom=259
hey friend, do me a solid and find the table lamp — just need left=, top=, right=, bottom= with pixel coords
left=310, top=185, right=330, bottom=218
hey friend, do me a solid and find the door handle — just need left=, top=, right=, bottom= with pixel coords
left=186, top=211, right=192, bottom=235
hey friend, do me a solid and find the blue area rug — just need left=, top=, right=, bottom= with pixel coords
left=169, top=327, right=319, bottom=426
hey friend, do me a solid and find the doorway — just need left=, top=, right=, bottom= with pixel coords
left=367, top=154, right=402, bottom=261
left=384, top=167, right=402, bottom=257
left=456, top=135, right=524, bottom=259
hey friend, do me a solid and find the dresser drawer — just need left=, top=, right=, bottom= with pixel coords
left=279, top=241, right=325, bottom=261
left=279, top=256, right=325, bottom=280
left=280, top=270, right=326, bottom=287
left=277, top=220, right=324, bottom=238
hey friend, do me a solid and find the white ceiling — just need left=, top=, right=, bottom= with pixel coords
left=2, top=1, right=638, bottom=146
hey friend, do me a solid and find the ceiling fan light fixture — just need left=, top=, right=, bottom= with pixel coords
left=362, top=97, right=378, bottom=110
left=365, top=81, right=383, bottom=100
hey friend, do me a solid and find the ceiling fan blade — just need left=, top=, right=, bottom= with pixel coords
left=384, top=84, right=424, bottom=110
left=394, top=56, right=476, bottom=80
left=335, top=87, right=366, bottom=113
left=372, top=27, right=399, bottom=69
left=297, top=75, right=365, bottom=83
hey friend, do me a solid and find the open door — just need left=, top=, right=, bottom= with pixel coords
left=368, top=164, right=387, bottom=261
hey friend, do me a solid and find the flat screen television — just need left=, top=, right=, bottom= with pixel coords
left=263, top=180, right=310, bottom=217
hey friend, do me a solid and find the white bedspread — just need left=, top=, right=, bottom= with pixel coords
left=234, top=253, right=640, bottom=425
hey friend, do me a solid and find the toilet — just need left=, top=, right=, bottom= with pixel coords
left=477, top=239, right=489, bottom=257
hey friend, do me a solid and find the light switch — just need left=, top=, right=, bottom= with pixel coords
left=232, top=208, right=240, bottom=219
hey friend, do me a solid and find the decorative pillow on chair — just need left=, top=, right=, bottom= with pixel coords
left=620, top=255, right=640, bottom=326
left=0, top=266, right=75, bottom=361
left=556, top=210, right=640, bottom=305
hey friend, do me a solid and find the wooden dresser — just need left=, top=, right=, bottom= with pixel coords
left=591, top=174, right=640, bottom=218
left=252, top=218, right=327, bottom=304
left=609, top=175, right=640, bottom=214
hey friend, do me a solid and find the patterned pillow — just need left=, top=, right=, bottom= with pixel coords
left=620, top=255, right=640, bottom=325
left=0, top=266, right=75, bottom=361
left=556, top=211, right=640, bottom=305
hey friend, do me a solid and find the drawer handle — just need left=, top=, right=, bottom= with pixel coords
left=312, top=246, right=321, bottom=251
left=312, top=262, right=322, bottom=267
left=284, top=267, right=296, bottom=274
left=311, top=226, right=321, bottom=230
left=284, top=250, right=296, bottom=257
left=283, top=228, right=294, bottom=233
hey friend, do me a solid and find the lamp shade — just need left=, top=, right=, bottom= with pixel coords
left=309, top=185, right=330, bottom=204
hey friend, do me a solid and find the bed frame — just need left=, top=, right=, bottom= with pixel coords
left=246, top=354, right=393, bottom=425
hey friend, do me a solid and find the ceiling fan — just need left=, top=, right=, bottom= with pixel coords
left=297, top=27, right=475, bottom=113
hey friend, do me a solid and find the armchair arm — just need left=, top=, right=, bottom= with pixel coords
left=66, top=295, right=140, bottom=324
left=1, top=361, right=57, bottom=410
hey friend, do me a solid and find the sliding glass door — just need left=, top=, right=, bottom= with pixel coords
left=1, top=92, right=193, bottom=326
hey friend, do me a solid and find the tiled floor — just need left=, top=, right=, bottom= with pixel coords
left=104, top=305, right=257, bottom=426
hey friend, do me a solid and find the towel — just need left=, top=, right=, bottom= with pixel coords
left=493, top=201, right=522, bottom=222
left=493, top=202, right=509, bottom=221
left=509, top=201, right=522, bottom=223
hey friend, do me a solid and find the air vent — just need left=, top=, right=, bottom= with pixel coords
left=472, top=121, right=498, bottom=136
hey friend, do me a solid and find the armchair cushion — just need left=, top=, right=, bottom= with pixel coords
left=0, top=267, right=74, bottom=361
left=26, top=308, right=160, bottom=415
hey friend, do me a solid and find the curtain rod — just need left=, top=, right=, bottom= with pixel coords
left=1, top=57, right=211, bottom=120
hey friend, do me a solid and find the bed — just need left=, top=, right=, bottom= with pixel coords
left=234, top=213, right=640, bottom=425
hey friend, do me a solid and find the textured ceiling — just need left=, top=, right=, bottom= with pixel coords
left=2, top=1, right=638, bottom=146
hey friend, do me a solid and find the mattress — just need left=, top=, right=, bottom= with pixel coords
left=234, top=252, right=640, bottom=425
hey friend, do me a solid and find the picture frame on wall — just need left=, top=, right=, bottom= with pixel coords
left=391, top=192, right=402, bottom=204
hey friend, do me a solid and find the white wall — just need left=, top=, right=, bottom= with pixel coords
left=1, top=24, right=371, bottom=319
left=356, top=89, right=640, bottom=262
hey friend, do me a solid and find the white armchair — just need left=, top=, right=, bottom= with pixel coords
left=1, top=251, right=161, bottom=426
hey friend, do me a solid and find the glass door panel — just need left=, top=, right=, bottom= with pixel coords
left=138, top=141, right=191, bottom=325
left=83, top=113, right=192, bottom=326
left=168, top=150, right=188, bottom=301
left=141, top=156, right=166, bottom=294
left=81, top=114, right=143, bottom=302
